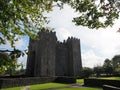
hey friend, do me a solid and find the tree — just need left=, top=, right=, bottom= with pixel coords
left=0, top=52, right=21, bottom=76
left=70, top=0, right=120, bottom=29
left=103, top=58, right=114, bottom=76
left=81, top=67, right=93, bottom=78
left=112, top=55, right=120, bottom=75
left=0, top=0, right=53, bottom=47
left=93, top=65, right=103, bottom=77
left=0, top=0, right=120, bottom=47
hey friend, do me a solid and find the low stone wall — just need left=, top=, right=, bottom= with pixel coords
left=84, top=78, right=120, bottom=87
left=0, top=77, right=55, bottom=89
left=54, top=76, right=76, bottom=84
left=103, top=85, right=120, bottom=90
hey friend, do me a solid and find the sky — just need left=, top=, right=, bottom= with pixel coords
left=1, top=4, right=120, bottom=68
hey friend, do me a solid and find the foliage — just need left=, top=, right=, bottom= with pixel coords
left=0, top=52, right=22, bottom=76
left=112, top=55, right=120, bottom=75
left=0, top=0, right=120, bottom=47
left=81, top=67, right=93, bottom=78
left=92, top=55, right=120, bottom=77
left=0, top=59, right=20, bottom=76
left=0, top=0, right=53, bottom=46
left=103, top=58, right=114, bottom=75
left=93, top=65, right=103, bottom=77
left=71, top=0, right=120, bottom=29
left=55, top=0, right=120, bottom=29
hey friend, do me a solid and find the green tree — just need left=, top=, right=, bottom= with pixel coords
left=81, top=67, right=93, bottom=78
left=0, top=52, right=21, bottom=76
left=103, top=58, right=114, bottom=76
left=112, top=55, right=120, bottom=75
left=0, top=0, right=120, bottom=47
left=93, top=65, right=103, bottom=77
left=0, top=0, right=53, bottom=47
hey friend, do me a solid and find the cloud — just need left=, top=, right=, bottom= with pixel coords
left=18, top=54, right=27, bottom=68
left=82, top=50, right=104, bottom=68
left=0, top=37, right=28, bottom=50
left=55, top=28, right=72, bottom=41
left=47, top=4, right=120, bottom=68
left=15, top=38, right=28, bottom=50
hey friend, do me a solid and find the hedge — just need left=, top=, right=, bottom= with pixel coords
left=84, top=78, right=120, bottom=87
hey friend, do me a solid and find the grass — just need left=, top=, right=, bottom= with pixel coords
left=1, top=83, right=68, bottom=90
left=98, top=77, right=120, bottom=80
left=76, top=79, right=84, bottom=84
left=60, top=87, right=102, bottom=90
left=30, top=83, right=67, bottom=90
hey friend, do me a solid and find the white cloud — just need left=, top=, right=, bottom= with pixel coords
left=0, top=37, right=28, bottom=50
left=82, top=50, right=104, bottom=68
left=55, top=28, right=72, bottom=41
left=47, top=4, right=120, bottom=68
left=15, top=38, right=28, bottom=50
left=18, top=54, right=27, bottom=68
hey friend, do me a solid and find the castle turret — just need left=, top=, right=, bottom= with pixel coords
left=26, top=29, right=57, bottom=77
left=67, top=37, right=82, bottom=77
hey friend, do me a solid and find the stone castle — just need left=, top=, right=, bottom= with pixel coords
left=26, top=29, right=82, bottom=78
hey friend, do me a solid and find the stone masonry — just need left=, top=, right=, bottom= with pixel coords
left=26, top=29, right=82, bottom=78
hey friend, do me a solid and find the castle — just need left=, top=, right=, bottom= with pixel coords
left=26, top=29, right=82, bottom=78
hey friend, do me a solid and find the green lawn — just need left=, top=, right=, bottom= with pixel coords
left=98, top=77, right=120, bottom=80
left=76, top=79, right=84, bottom=84
left=1, top=83, right=68, bottom=90
left=59, top=87, right=102, bottom=90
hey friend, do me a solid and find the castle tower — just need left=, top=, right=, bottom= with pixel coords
left=26, top=29, right=57, bottom=77
left=67, top=37, right=82, bottom=77
left=55, top=37, right=82, bottom=77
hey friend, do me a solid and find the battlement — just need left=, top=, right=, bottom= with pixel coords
left=38, top=28, right=56, bottom=36
left=67, top=37, right=80, bottom=42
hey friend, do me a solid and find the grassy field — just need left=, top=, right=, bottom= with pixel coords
left=1, top=79, right=102, bottom=90
left=76, top=79, right=84, bottom=84
left=2, top=83, right=68, bottom=90
left=59, top=87, right=101, bottom=90
left=98, top=77, right=120, bottom=80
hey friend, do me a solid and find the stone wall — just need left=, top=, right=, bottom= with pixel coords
left=0, top=77, right=55, bottom=89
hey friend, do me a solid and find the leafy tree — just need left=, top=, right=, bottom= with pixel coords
left=112, top=55, right=120, bottom=75
left=0, top=0, right=53, bottom=46
left=0, top=0, right=120, bottom=47
left=103, top=58, right=114, bottom=76
left=93, top=65, right=103, bottom=77
left=81, top=67, right=93, bottom=78
left=0, top=52, right=22, bottom=76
